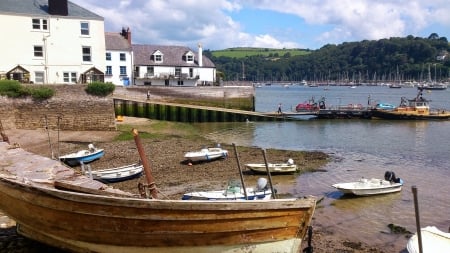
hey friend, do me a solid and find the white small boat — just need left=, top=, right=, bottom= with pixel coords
left=58, top=143, right=104, bottom=166
left=332, top=171, right=403, bottom=196
left=245, top=159, right=298, bottom=174
left=407, top=226, right=450, bottom=253
left=184, top=146, right=228, bottom=162
left=84, top=163, right=144, bottom=183
left=182, top=178, right=272, bottom=201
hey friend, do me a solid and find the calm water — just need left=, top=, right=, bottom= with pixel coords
left=195, top=85, right=450, bottom=252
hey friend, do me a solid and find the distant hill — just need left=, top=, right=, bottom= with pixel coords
left=207, top=34, right=450, bottom=82
left=211, top=47, right=310, bottom=59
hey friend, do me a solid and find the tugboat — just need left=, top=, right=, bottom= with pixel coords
left=371, top=87, right=450, bottom=120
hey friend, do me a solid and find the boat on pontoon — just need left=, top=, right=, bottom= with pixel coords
left=371, top=88, right=450, bottom=120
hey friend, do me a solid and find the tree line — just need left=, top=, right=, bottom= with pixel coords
left=205, top=34, right=450, bottom=83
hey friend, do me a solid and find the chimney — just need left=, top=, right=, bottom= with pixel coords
left=198, top=43, right=203, bottom=67
left=121, top=27, right=132, bottom=45
left=48, top=0, right=68, bottom=16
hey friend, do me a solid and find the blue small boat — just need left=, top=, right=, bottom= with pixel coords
left=375, top=103, right=396, bottom=110
left=59, top=144, right=104, bottom=166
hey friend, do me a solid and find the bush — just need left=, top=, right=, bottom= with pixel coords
left=0, top=80, right=55, bottom=100
left=85, top=82, right=115, bottom=97
left=0, top=80, right=24, bottom=97
left=30, top=86, right=55, bottom=100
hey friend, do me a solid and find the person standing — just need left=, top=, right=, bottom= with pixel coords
left=277, top=103, right=282, bottom=114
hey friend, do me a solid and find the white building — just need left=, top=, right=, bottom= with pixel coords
left=0, top=0, right=105, bottom=84
left=104, top=28, right=133, bottom=86
left=132, top=43, right=216, bottom=86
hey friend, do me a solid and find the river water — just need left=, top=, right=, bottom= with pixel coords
left=194, top=84, right=450, bottom=252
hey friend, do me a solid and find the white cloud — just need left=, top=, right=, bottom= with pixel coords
left=71, top=0, right=450, bottom=50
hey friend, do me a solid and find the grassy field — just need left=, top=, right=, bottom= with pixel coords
left=211, top=47, right=310, bottom=58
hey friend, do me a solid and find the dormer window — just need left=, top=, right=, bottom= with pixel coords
left=152, top=50, right=164, bottom=63
left=185, top=51, right=194, bottom=63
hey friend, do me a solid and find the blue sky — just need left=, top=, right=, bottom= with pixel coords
left=71, top=0, right=450, bottom=51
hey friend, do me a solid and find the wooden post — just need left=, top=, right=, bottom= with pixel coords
left=262, top=149, right=277, bottom=199
left=412, top=186, right=423, bottom=253
left=132, top=129, right=158, bottom=199
left=232, top=143, right=248, bottom=200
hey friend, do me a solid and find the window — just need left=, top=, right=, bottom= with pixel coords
left=154, top=54, right=162, bottom=62
left=32, top=19, right=40, bottom=29
left=189, top=68, right=194, bottom=78
left=106, top=52, right=111, bottom=61
left=63, top=72, right=77, bottom=83
left=187, top=54, right=194, bottom=62
left=177, top=80, right=184, bottom=86
left=35, top=72, right=45, bottom=84
left=120, top=53, right=126, bottom=61
left=106, top=66, right=112, bottom=75
left=80, top=22, right=89, bottom=35
left=120, top=66, right=127, bottom=76
left=33, top=46, right=43, bottom=57
left=175, top=67, right=181, bottom=77
left=146, top=66, right=154, bottom=76
left=32, top=18, right=48, bottom=30
left=82, top=46, right=91, bottom=62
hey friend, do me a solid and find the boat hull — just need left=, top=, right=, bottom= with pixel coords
left=184, top=148, right=228, bottom=162
left=245, top=163, right=298, bottom=174
left=182, top=189, right=272, bottom=200
left=406, top=226, right=450, bottom=253
left=0, top=178, right=315, bottom=253
left=59, top=149, right=105, bottom=166
left=90, top=164, right=143, bottom=183
left=332, top=179, right=403, bottom=196
left=371, top=109, right=450, bottom=120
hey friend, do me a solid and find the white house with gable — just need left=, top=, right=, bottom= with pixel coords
left=0, top=0, right=105, bottom=84
left=132, top=43, right=216, bottom=86
left=105, top=28, right=133, bottom=86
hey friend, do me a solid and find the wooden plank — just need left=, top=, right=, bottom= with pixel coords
left=55, top=178, right=134, bottom=197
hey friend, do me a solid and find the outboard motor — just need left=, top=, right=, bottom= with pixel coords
left=384, top=171, right=402, bottom=183
left=256, top=178, right=268, bottom=191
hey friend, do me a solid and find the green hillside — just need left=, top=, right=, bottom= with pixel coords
left=211, top=47, right=310, bottom=58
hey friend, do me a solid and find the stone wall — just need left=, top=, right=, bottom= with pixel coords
left=0, top=85, right=116, bottom=131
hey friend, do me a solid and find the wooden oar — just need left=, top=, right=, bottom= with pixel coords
left=232, top=143, right=248, bottom=200
left=132, top=128, right=158, bottom=199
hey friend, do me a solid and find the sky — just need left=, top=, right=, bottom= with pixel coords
left=71, top=0, right=450, bottom=51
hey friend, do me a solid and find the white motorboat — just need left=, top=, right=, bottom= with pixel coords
left=332, top=171, right=403, bottom=196
left=245, top=158, right=298, bottom=174
left=182, top=178, right=273, bottom=200
left=184, top=146, right=228, bottom=162
left=407, top=226, right=450, bottom=253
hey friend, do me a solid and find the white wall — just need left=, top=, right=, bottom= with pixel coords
left=104, top=50, right=132, bottom=86
left=0, top=13, right=105, bottom=84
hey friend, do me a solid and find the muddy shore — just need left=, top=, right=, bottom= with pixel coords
left=0, top=117, right=387, bottom=253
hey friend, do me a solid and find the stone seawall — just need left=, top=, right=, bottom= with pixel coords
left=0, top=84, right=255, bottom=131
left=0, top=85, right=116, bottom=131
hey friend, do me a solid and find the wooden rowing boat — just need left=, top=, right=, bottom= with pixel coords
left=245, top=159, right=298, bottom=174
left=0, top=136, right=316, bottom=253
left=58, top=143, right=104, bottom=166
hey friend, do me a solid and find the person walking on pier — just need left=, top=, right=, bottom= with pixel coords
left=277, top=103, right=282, bottom=114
